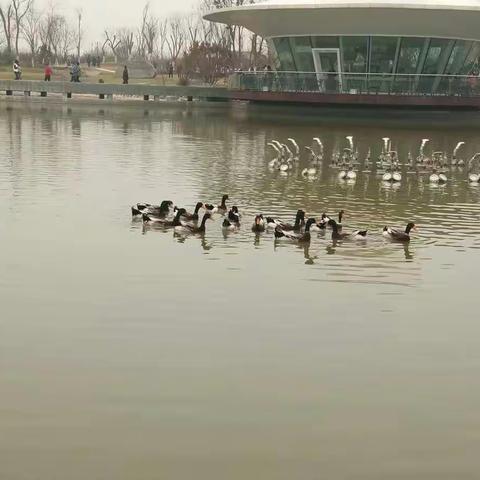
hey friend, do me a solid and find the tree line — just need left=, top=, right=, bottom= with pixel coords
left=0, top=0, right=270, bottom=82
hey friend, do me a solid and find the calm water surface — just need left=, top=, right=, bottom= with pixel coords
left=1, top=102, right=480, bottom=479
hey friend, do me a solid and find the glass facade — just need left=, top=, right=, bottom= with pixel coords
left=273, top=35, right=480, bottom=76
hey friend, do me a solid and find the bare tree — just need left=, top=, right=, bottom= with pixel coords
left=117, top=27, right=134, bottom=61
left=75, top=8, right=82, bottom=60
left=186, top=13, right=200, bottom=48
left=12, top=0, right=31, bottom=55
left=166, top=16, right=185, bottom=63
left=156, top=17, right=168, bottom=59
left=0, top=1, right=13, bottom=56
left=21, top=2, right=41, bottom=66
left=39, top=9, right=65, bottom=63
left=58, top=16, right=73, bottom=61
left=140, top=2, right=158, bottom=60
left=103, top=29, right=121, bottom=63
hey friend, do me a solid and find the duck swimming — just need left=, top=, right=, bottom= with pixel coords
left=274, top=218, right=317, bottom=243
left=383, top=223, right=417, bottom=242
left=205, top=194, right=229, bottom=215
left=132, top=200, right=173, bottom=217
left=228, top=206, right=241, bottom=225
left=175, top=213, right=212, bottom=234
left=327, top=219, right=367, bottom=240
left=251, top=214, right=266, bottom=232
left=176, top=202, right=204, bottom=222
left=143, top=207, right=185, bottom=226
left=268, top=209, right=305, bottom=232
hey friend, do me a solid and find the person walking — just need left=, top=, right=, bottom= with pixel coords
left=13, top=59, right=21, bottom=80
left=122, top=65, right=129, bottom=85
left=44, top=63, right=53, bottom=81
left=168, top=62, right=174, bottom=78
left=70, top=62, right=81, bottom=82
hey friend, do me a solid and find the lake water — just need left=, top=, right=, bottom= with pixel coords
left=1, top=101, right=480, bottom=480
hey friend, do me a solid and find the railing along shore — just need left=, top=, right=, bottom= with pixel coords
left=229, top=71, right=480, bottom=97
left=0, top=80, right=230, bottom=101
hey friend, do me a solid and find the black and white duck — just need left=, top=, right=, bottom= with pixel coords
left=251, top=214, right=266, bottom=232
left=274, top=218, right=317, bottom=243
left=266, top=210, right=305, bottom=232
left=205, top=194, right=229, bottom=215
left=222, top=219, right=239, bottom=231
left=321, top=210, right=344, bottom=229
left=327, top=219, right=367, bottom=240
left=143, top=208, right=185, bottom=226
left=175, top=213, right=212, bottom=234
left=228, top=206, right=241, bottom=224
left=132, top=200, right=173, bottom=217
left=176, top=202, right=204, bottom=222
left=383, top=223, right=417, bottom=242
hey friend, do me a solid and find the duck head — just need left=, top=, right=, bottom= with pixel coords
left=305, top=218, right=317, bottom=232
left=161, top=200, right=173, bottom=211
left=405, top=223, right=417, bottom=234
left=254, top=214, right=264, bottom=226
left=295, top=209, right=306, bottom=224
left=194, top=202, right=204, bottom=213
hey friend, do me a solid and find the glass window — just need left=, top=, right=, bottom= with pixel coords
left=342, top=36, right=368, bottom=73
left=396, top=37, right=425, bottom=74
left=445, top=41, right=472, bottom=74
left=370, top=37, right=398, bottom=73
left=311, top=36, right=339, bottom=49
left=422, top=39, right=451, bottom=74
left=273, top=38, right=296, bottom=71
left=289, top=37, right=314, bottom=71
left=460, top=42, right=480, bottom=74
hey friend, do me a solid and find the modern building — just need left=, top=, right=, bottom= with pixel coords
left=204, top=0, right=480, bottom=106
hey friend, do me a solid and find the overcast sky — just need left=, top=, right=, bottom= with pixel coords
left=35, top=0, right=199, bottom=47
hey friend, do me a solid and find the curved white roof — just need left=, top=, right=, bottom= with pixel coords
left=204, top=0, right=480, bottom=41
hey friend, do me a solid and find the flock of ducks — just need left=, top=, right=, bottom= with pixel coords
left=267, top=136, right=480, bottom=185
left=131, top=196, right=418, bottom=244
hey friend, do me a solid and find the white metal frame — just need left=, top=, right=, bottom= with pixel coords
left=312, top=48, right=343, bottom=91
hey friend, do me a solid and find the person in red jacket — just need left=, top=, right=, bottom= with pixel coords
left=44, top=63, right=53, bottom=81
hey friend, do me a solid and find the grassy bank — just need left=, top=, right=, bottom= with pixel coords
left=0, top=64, right=188, bottom=86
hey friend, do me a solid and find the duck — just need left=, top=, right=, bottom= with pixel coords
left=316, top=213, right=329, bottom=230
left=222, top=218, right=239, bottom=231
left=175, top=202, right=204, bottom=222
left=227, top=206, right=241, bottom=224
left=251, top=214, right=266, bottom=232
left=132, top=200, right=173, bottom=217
left=205, top=194, right=229, bottom=215
left=274, top=218, right=317, bottom=243
left=272, top=209, right=306, bottom=232
left=469, top=172, right=480, bottom=182
left=327, top=219, right=367, bottom=240
left=383, top=223, right=417, bottom=242
left=143, top=207, right=185, bottom=226
left=175, top=213, right=212, bottom=234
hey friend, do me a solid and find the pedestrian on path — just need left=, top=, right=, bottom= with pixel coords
left=13, top=59, right=21, bottom=80
left=123, top=65, right=129, bottom=84
left=44, top=63, right=53, bottom=81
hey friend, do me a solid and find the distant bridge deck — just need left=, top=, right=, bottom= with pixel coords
left=2, top=78, right=480, bottom=109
